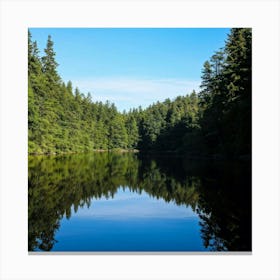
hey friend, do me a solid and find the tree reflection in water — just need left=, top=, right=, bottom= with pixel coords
left=28, top=152, right=251, bottom=251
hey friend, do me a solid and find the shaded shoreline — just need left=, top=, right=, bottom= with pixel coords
left=28, top=149, right=139, bottom=156
left=28, top=149, right=251, bottom=162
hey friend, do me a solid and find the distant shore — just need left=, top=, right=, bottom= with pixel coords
left=28, top=149, right=139, bottom=156
left=28, top=149, right=250, bottom=162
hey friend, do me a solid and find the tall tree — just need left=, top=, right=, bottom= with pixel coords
left=41, top=35, right=60, bottom=85
left=198, top=28, right=252, bottom=157
left=66, top=81, right=73, bottom=94
left=125, top=115, right=139, bottom=149
left=222, top=28, right=252, bottom=156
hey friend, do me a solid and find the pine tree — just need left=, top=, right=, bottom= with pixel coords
left=222, top=28, right=252, bottom=156
left=198, top=28, right=252, bottom=157
left=66, top=81, right=73, bottom=94
left=125, top=115, right=139, bottom=149
left=41, top=35, right=60, bottom=85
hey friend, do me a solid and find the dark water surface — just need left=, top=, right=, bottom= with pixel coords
left=28, top=152, right=251, bottom=252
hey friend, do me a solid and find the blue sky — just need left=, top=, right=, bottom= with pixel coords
left=29, top=28, right=230, bottom=111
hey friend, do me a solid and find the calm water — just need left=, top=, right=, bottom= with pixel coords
left=28, top=152, right=251, bottom=252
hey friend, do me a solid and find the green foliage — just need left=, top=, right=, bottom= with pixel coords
left=28, top=28, right=251, bottom=159
left=199, top=28, right=252, bottom=158
left=125, top=114, right=139, bottom=148
left=28, top=32, right=130, bottom=154
left=41, top=35, right=60, bottom=85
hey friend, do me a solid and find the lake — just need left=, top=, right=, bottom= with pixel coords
left=28, top=152, right=251, bottom=252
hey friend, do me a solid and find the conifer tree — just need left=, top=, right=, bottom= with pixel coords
left=41, top=35, right=60, bottom=85
left=66, top=81, right=73, bottom=94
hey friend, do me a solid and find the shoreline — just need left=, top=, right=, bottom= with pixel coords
left=28, top=149, right=250, bottom=161
left=28, top=149, right=139, bottom=156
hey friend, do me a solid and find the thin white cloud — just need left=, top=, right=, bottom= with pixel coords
left=71, top=77, right=201, bottom=111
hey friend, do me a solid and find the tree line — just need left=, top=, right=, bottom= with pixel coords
left=28, top=28, right=251, bottom=159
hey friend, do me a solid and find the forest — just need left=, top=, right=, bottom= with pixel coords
left=28, top=28, right=251, bottom=159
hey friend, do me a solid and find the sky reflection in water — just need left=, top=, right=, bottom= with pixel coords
left=72, top=187, right=197, bottom=219
left=53, top=187, right=205, bottom=252
left=29, top=152, right=251, bottom=252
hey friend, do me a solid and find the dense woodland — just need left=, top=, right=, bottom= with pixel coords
left=28, top=28, right=251, bottom=158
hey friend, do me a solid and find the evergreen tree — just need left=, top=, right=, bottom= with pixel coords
left=199, top=28, right=252, bottom=157
left=222, top=28, right=252, bottom=156
left=41, top=35, right=60, bottom=85
left=66, top=81, right=73, bottom=94
left=125, top=115, right=139, bottom=149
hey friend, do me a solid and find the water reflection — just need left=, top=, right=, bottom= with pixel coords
left=28, top=152, right=251, bottom=252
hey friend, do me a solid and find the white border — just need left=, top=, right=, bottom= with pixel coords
left=0, top=0, right=279, bottom=279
